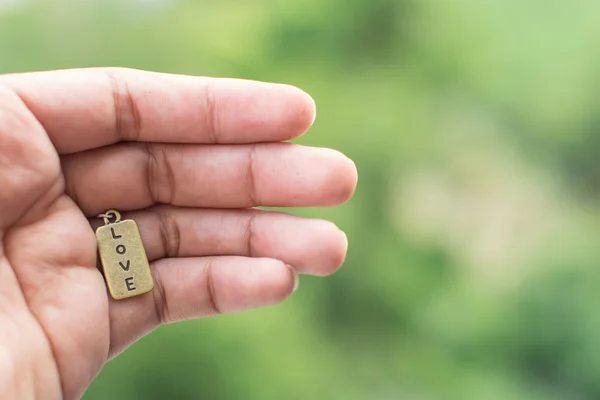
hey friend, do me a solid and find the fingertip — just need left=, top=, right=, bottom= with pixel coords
left=307, top=92, right=317, bottom=126
left=340, top=229, right=349, bottom=262
left=344, top=157, right=359, bottom=201
left=286, top=264, right=300, bottom=293
left=281, top=85, right=317, bottom=139
left=254, top=258, right=298, bottom=305
left=312, top=222, right=349, bottom=276
left=223, top=258, right=296, bottom=311
left=323, top=150, right=358, bottom=206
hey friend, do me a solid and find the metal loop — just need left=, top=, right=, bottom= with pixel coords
left=97, top=209, right=122, bottom=225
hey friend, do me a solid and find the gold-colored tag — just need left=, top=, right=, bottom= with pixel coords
left=96, top=210, right=154, bottom=300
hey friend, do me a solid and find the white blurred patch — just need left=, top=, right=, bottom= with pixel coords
left=118, top=0, right=177, bottom=20
left=123, top=0, right=175, bottom=10
left=0, top=0, right=30, bottom=13
left=391, top=101, right=571, bottom=290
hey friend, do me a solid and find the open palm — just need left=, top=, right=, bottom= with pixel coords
left=0, top=68, right=356, bottom=399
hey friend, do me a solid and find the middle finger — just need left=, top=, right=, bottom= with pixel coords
left=62, top=142, right=357, bottom=215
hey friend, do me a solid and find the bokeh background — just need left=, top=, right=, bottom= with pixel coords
left=3, top=0, right=600, bottom=399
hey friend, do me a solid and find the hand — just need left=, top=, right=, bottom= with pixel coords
left=0, top=68, right=357, bottom=399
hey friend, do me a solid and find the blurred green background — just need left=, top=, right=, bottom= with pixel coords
left=3, top=0, right=600, bottom=399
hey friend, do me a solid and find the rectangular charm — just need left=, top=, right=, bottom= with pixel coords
left=96, top=219, right=154, bottom=300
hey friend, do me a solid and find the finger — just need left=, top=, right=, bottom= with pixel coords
left=0, top=85, right=62, bottom=230
left=62, top=142, right=358, bottom=214
left=0, top=68, right=316, bottom=153
left=90, top=206, right=348, bottom=276
left=107, top=256, right=297, bottom=358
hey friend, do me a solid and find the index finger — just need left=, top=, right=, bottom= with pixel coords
left=0, top=68, right=316, bottom=154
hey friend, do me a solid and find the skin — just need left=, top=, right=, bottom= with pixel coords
left=0, top=68, right=357, bottom=399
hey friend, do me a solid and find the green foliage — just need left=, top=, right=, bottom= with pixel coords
left=2, top=0, right=600, bottom=398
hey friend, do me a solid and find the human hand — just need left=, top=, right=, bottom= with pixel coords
left=0, top=68, right=357, bottom=399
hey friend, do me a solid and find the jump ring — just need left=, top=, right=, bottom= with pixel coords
left=97, top=209, right=122, bottom=225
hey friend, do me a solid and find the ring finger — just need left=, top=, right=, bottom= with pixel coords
left=90, top=205, right=348, bottom=277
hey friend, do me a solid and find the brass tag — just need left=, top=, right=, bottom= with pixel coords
left=96, top=210, right=154, bottom=300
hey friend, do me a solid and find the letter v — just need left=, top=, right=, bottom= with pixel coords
left=119, top=260, right=131, bottom=272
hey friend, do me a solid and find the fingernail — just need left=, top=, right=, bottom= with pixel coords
left=341, top=230, right=348, bottom=252
left=310, top=97, right=317, bottom=126
left=286, top=264, right=300, bottom=292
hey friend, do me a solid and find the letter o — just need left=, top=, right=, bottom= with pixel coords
left=116, top=244, right=127, bottom=255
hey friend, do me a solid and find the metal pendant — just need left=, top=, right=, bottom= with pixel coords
left=96, top=210, right=154, bottom=300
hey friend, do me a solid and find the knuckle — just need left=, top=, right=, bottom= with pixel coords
left=202, top=82, right=220, bottom=144
left=243, top=212, right=257, bottom=257
left=105, top=68, right=141, bottom=142
left=245, top=144, right=259, bottom=205
left=155, top=206, right=181, bottom=258
left=152, top=264, right=172, bottom=324
left=143, top=143, right=176, bottom=204
left=204, top=257, right=222, bottom=316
